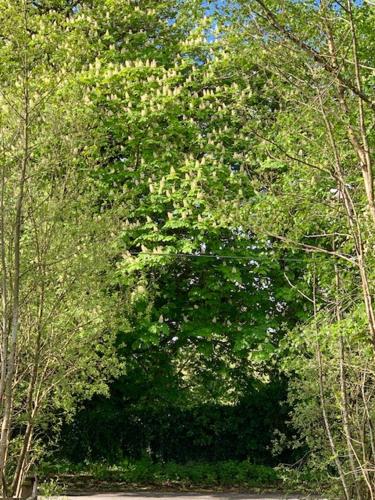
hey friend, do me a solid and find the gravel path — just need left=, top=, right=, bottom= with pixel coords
left=62, top=492, right=323, bottom=500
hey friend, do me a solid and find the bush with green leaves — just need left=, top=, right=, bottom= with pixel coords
left=41, top=458, right=280, bottom=489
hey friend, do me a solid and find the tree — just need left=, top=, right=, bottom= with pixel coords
left=0, top=1, right=121, bottom=494
left=57, top=0, right=308, bottom=468
left=217, top=1, right=375, bottom=496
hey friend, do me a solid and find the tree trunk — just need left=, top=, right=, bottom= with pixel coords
left=0, top=2, right=30, bottom=490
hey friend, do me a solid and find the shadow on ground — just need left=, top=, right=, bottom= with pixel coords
left=63, top=491, right=323, bottom=500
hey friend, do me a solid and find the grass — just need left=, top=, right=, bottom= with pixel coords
left=41, top=458, right=280, bottom=490
left=40, top=458, right=330, bottom=497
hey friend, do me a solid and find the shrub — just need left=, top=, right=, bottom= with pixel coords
left=41, top=459, right=281, bottom=488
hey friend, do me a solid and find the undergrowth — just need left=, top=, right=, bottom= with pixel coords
left=41, top=458, right=279, bottom=488
left=39, top=458, right=330, bottom=495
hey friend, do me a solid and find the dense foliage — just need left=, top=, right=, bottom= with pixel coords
left=0, top=1, right=374, bottom=498
left=41, top=458, right=281, bottom=491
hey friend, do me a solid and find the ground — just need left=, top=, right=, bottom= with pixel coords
left=59, top=492, right=324, bottom=500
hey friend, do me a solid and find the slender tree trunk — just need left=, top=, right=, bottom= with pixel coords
left=0, top=3, right=30, bottom=489
left=318, top=93, right=375, bottom=347
left=11, top=202, right=47, bottom=496
left=11, top=314, right=43, bottom=496
left=316, top=343, right=351, bottom=499
left=323, top=12, right=375, bottom=224
left=346, top=0, right=375, bottom=223
left=360, top=369, right=375, bottom=489
left=334, top=254, right=361, bottom=497
left=0, top=159, right=8, bottom=405
left=313, top=270, right=350, bottom=500
left=12, top=414, right=35, bottom=497
left=362, top=369, right=375, bottom=460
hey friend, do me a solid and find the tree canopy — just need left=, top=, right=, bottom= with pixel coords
left=0, top=1, right=374, bottom=498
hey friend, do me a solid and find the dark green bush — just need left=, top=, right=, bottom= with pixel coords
left=58, top=379, right=290, bottom=465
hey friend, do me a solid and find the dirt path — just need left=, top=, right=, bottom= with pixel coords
left=63, top=492, right=323, bottom=499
